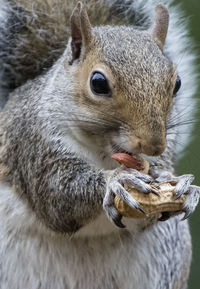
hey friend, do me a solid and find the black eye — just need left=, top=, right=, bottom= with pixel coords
left=173, top=75, right=181, bottom=95
left=90, top=72, right=111, bottom=96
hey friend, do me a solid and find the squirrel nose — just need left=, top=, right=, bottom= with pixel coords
left=151, top=143, right=166, bottom=156
left=140, top=138, right=167, bottom=156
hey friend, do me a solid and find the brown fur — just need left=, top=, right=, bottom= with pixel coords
left=72, top=25, right=176, bottom=155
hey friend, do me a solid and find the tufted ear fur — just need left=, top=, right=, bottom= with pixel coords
left=70, top=1, right=93, bottom=64
left=149, top=4, right=169, bottom=50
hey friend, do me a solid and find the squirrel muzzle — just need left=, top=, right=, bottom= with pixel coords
left=130, top=128, right=167, bottom=156
left=141, top=139, right=167, bottom=156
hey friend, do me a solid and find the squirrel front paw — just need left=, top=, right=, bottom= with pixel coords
left=103, top=166, right=158, bottom=228
left=150, top=168, right=200, bottom=220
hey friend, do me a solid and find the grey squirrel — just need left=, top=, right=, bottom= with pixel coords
left=0, top=0, right=199, bottom=288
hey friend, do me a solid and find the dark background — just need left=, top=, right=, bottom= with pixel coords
left=174, top=0, right=200, bottom=287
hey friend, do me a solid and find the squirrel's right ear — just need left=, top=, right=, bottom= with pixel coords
left=149, top=4, right=169, bottom=50
left=70, top=2, right=93, bottom=64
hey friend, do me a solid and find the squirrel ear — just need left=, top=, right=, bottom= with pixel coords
left=149, top=4, right=169, bottom=50
left=70, top=1, right=92, bottom=64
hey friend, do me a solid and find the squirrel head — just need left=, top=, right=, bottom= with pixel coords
left=64, top=2, right=179, bottom=157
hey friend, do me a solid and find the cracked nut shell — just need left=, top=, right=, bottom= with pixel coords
left=114, top=182, right=186, bottom=218
left=112, top=153, right=185, bottom=218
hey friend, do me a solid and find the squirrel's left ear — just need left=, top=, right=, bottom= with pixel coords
left=149, top=4, right=169, bottom=50
left=70, top=1, right=93, bottom=64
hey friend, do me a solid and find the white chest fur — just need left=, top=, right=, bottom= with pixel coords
left=0, top=182, right=146, bottom=289
left=0, top=182, right=191, bottom=289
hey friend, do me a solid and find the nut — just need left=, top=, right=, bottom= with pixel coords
left=111, top=153, right=149, bottom=174
left=114, top=182, right=185, bottom=218
left=112, top=153, right=185, bottom=218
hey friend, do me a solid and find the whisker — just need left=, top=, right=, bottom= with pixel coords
left=166, top=119, right=198, bottom=130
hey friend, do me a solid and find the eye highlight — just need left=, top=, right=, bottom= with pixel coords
left=173, top=75, right=181, bottom=95
left=90, top=71, right=111, bottom=96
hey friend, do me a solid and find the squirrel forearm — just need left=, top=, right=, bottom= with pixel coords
left=32, top=153, right=106, bottom=233
left=1, top=112, right=106, bottom=233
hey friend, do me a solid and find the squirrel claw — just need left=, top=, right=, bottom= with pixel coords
left=173, top=174, right=194, bottom=199
left=113, top=215, right=126, bottom=228
left=181, top=209, right=192, bottom=221
left=103, top=166, right=153, bottom=227
left=150, top=169, right=200, bottom=220
left=138, top=206, right=146, bottom=215
left=103, top=199, right=125, bottom=228
left=150, top=189, right=160, bottom=196
left=173, top=191, right=183, bottom=200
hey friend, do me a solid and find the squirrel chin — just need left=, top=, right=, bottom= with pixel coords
left=140, top=153, right=161, bottom=164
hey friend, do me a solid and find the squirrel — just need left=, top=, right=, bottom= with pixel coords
left=0, top=0, right=199, bottom=288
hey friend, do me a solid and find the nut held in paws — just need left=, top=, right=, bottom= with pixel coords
left=112, top=153, right=186, bottom=218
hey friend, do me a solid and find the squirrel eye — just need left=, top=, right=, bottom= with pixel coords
left=90, top=72, right=111, bottom=96
left=173, top=75, right=181, bottom=95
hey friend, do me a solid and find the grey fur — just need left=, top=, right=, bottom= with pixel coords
left=0, top=0, right=199, bottom=288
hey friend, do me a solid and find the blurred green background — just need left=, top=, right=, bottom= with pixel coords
left=174, top=0, right=200, bottom=288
